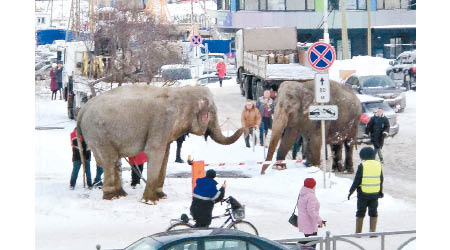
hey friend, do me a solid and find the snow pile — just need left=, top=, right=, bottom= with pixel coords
left=329, top=56, right=391, bottom=82
left=35, top=77, right=415, bottom=250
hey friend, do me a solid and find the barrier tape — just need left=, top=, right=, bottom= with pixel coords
left=204, top=159, right=304, bottom=167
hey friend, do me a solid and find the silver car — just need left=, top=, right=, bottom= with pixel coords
left=357, top=94, right=399, bottom=143
left=346, top=74, right=407, bottom=112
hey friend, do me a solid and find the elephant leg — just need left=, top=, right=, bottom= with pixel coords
left=156, top=143, right=170, bottom=199
left=98, top=147, right=127, bottom=200
left=344, top=139, right=355, bottom=173
left=331, top=144, right=344, bottom=172
left=308, top=135, right=322, bottom=167
left=262, top=113, right=288, bottom=174
left=142, top=145, right=166, bottom=203
left=276, top=127, right=301, bottom=161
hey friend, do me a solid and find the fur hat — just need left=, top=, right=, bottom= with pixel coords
left=359, top=147, right=376, bottom=160
left=304, top=178, right=316, bottom=189
left=206, top=169, right=216, bottom=179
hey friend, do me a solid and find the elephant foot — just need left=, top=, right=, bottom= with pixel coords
left=157, top=191, right=167, bottom=199
left=273, top=163, right=287, bottom=170
left=261, top=164, right=270, bottom=175
left=344, top=166, right=354, bottom=174
left=142, top=186, right=159, bottom=203
left=332, top=163, right=345, bottom=172
left=103, top=187, right=127, bottom=200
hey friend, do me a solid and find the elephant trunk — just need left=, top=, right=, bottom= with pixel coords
left=208, top=111, right=244, bottom=145
left=261, top=114, right=288, bottom=174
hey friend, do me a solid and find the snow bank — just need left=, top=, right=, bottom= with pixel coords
left=329, top=56, right=391, bottom=82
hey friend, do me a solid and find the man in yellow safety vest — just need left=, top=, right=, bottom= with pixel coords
left=348, top=146, right=384, bottom=236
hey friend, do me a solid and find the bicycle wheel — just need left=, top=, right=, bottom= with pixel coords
left=166, top=222, right=193, bottom=231
left=227, top=220, right=259, bottom=236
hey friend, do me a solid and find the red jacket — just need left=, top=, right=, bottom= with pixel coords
left=128, top=152, right=147, bottom=166
left=216, top=61, right=226, bottom=79
left=50, top=70, right=58, bottom=91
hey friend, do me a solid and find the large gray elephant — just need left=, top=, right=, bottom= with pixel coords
left=76, top=85, right=243, bottom=202
left=261, top=80, right=361, bottom=174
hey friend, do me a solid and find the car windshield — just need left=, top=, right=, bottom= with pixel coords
left=360, top=76, right=396, bottom=88
left=363, top=101, right=392, bottom=114
left=162, top=68, right=192, bottom=80
left=124, top=237, right=161, bottom=250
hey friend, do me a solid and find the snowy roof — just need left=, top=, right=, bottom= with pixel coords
left=357, top=94, right=384, bottom=103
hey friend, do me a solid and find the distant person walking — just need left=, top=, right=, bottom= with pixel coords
left=348, top=147, right=384, bottom=236
left=256, top=90, right=274, bottom=146
left=70, top=127, right=93, bottom=190
left=49, top=63, right=58, bottom=100
left=216, top=59, right=226, bottom=87
left=128, top=152, right=147, bottom=188
left=365, top=108, right=390, bottom=163
left=56, top=61, right=64, bottom=100
left=241, top=99, right=261, bottom=148
left=175, top=133, right=188, bottom=163
left=297, top=178, right=324, bottom=249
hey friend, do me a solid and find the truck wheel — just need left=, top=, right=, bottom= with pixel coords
left=256, top=80, right=264, bottom=98
left=244, top=76, right=253, bottom=100
left=251, top=77, right=258, bottom=100
left=237, top=68, right=243, bottom=85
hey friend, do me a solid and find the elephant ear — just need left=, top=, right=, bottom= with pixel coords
left=299, top=88, right=315, bottom=117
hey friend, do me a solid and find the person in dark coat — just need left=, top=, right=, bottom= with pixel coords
left=56, top=61, right=64, bottom=100
left=175, top=133, right=188, bottom=163
left=348, top=147, right=384, bottom=236
left=256, top=90, right=274, bottom=146
left=93, top=165, right=103, bottom=187
left=190, top=169, right=226, bottom=227
left=70, top=127, right=93, bottom=189
left=365, top=108, right=390, bottom=163
left=49, top=63, right=58, bottom=100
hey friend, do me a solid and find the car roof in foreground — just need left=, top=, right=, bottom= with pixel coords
left=148, top=228, right=288, bottom=248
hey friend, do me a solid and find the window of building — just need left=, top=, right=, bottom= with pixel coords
left=306, top=0, right=314, bottom=10
left=245, top=0, right=259, bottom=10
left=268, top=0, right=285, bottom=10
left=346, top=0, right=366, bottom=10
left=239, top=0, right=245, bottom=10
left=286, top=0, right=306, bottom=10
left=260, top=0, right=267, bottom=10
left=380, top=0, right=401, bottom=9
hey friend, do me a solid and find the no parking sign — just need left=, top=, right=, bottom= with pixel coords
left=307, top=42, right=336, bottom=71
left=190, top=34, right=203, bottom=47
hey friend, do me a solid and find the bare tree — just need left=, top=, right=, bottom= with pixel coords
left=93, top=3, right=182, bottom=87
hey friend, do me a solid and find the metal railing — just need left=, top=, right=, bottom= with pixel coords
left=276, top=230, right=416, bottom=250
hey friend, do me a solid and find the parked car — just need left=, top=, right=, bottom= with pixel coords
left=35, top=57, right=56, bottom=80
left=345, top=74, right=407, bottom=112
left=386, top=50, right=416, bottom=90
left=357, top=94, right=399, bottom=143
left=201, top=53, right=229, bottom=73
left=98, top=228, right=291, bottom=250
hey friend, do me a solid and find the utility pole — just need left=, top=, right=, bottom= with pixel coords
left=367, top=0, right=372, bottom=56
left=340, top=0, right=350, bottom=59
left=323, top=0, right=329, bottom=43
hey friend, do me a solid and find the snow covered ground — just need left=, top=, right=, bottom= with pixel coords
left=35, top=58, right=416, bottom=249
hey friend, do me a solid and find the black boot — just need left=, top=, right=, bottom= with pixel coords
left=245, top=136, right=250, bottom=148
left=175, top=157, right=185, bottom=163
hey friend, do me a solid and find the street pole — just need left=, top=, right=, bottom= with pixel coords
left=367, top=0, right=372, bottom=56
left=323, top=0, right=330, bottom=43
left=340, top=0, right=350, bottom=59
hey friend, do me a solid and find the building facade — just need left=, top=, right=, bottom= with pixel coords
left=216, top=0, right=416, bottom=58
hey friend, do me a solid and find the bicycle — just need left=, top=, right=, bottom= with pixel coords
left=166, top=196, right=259, bottom=236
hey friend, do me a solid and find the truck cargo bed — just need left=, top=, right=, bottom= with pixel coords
left=266, top=63, right=316, bottom=81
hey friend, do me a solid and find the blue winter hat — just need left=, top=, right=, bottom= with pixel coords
left=359, top=147, right=376, bottom=160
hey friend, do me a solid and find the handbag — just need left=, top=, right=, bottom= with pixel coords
left=288, top=193, right=301, bottom=227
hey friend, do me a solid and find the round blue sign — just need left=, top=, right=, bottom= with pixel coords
left=307, top=42, right=336, bottom=71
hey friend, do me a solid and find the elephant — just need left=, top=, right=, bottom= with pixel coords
left=261, top=80, right=361, bottom=174
left=76, top=85, right=243, bottom=202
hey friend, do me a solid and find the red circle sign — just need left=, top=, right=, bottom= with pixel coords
left=190, top=34, right=203, bottom=47
left=307, top=42, right=336, bottom=71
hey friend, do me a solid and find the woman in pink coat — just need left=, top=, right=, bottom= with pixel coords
left=297, top=178, right=323, bottom=249
left=128, top=152, right=147, bottom=188
left=49, top=63, right=58, bottom=100
left=216, top=59, right=226, bottom=87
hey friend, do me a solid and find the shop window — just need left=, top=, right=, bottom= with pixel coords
left=306, top=0, right=314, bottom=10
left=245, top=0, right=259, bottom=10
left=239, top=0, right=245, bottom=10
left=384, top=0, right=400, bottom=9
left=346, top=0, right=366, bottom=10
left=286, top=0, right=306, bottom=10
left=268, top=0, right=285, bottom=10
left=260, top=0, right=267, bottom=10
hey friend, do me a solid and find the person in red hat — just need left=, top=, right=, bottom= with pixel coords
left=296, top=178, right=324, bottom=249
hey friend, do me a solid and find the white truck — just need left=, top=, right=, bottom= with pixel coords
left=235, top=27, right=316, bottom=100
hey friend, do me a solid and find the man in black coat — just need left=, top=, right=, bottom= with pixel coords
left=190, top=169, right=226, bottom=227
left=365, top=108, right=390, bottom=163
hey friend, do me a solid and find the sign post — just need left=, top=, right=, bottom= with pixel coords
left=307, top=42, right=336, bottom=189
